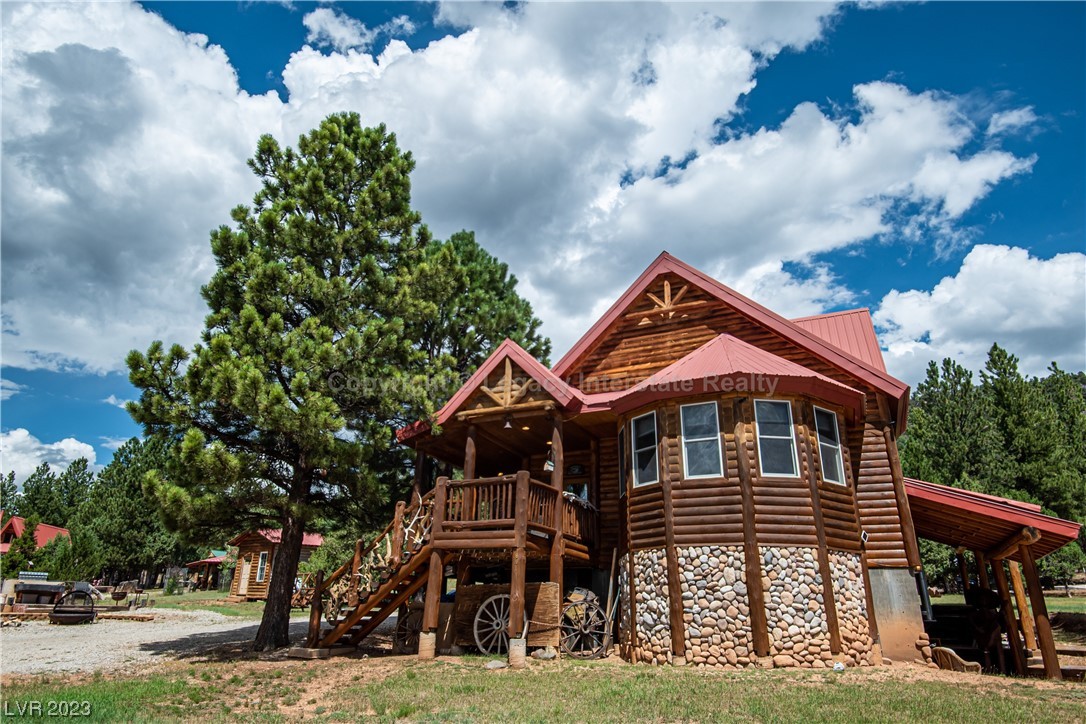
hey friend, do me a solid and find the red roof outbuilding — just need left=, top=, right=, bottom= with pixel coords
left=0, top=514, right=70, bottom=555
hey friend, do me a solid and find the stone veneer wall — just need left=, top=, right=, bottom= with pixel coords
left=618, top=555, right=631, bottom=649
left=620, top=545, right=876, bottom=669
left=677, top=546, right=754, bottom=668
left=760, top=546, right=834, bottom=667
left=828, top=550, right=874, bottom=665
left=631, top=549, right=671, bottom=664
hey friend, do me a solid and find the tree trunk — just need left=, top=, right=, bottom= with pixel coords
left=253, top=513, right=306, bottom=651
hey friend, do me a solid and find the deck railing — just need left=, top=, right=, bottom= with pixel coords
left=431, top=471, right=595, bottom=548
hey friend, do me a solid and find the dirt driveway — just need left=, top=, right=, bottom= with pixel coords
left=0, top=610, right=314, bottom=676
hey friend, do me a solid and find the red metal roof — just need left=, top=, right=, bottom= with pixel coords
left=397, top=338, right=585, bottom=444
left=552, top=252, right=909, bottom=429
left=0, top=515, right=70, bottom=554
left=791, top=308, right=887, bottom=372
left=228, top=529, right=324, bottom=548
left=184, top=554, right=227, bottom=568
left=612, top=334, right=866, bottom=420
left=904, top=477, right=1081, bottom=561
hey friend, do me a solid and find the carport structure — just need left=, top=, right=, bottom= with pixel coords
left=905, top=477, right=1081, bottom=680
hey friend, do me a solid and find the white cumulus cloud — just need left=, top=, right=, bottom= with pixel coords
left=0, top=428, right=98, bottom=486
left=874, top=244, right=1086, bottom=384
left=0, top=1, right=1053, bottom=371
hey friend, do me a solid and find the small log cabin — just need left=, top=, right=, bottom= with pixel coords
left=227, top=529, right=324, bottom=602
left=304, top=251, right=1078, bottom=675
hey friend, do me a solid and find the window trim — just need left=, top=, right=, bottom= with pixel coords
left=813, top=405, right=846, bottom=486
left=753, top=399, right=801, bottom=479
left=256, top=551, right=269, bottom=583
left=680, top=401, right=724, bottom=479
left=630, top=411, right=660, bottom=487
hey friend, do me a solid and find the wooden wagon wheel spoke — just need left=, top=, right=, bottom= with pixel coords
left=560, top=599, right=608, bottom=659
left=473, top=593, right=528, bottom=656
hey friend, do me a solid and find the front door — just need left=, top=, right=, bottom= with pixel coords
left=238, top=557, right=251, bottom=596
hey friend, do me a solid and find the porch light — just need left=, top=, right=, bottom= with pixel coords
left=521, top=425, right=531, bottom=431
left=503, top=414, right=513, bottom=429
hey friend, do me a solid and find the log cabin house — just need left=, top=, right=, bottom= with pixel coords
left=296, top=252, right=1080, bottom=678
left=226, top=529, right=323, bottom=602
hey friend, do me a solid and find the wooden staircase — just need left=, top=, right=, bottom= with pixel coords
left=292, top=492, right=439, bottom=656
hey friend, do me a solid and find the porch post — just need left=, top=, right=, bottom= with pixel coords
left=990, top=560, right=1027, bottom=675
left=1019, top=543, right=1061, bottom=679
left=549, top=417, right=565, bottom=592
left=974, top=551, right=991, bottom=590
left=1008, top=561, right=1038, bottom=651
left=420, top=477, right=448, bottom=660
left=509, top=471, right=529, bottom=662
left=464, top=425, right=477, bottom=479
left=957, top=553, right=971, bottom=592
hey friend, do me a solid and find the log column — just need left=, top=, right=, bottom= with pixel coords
left=734, top=401, right=770, bottom=657
left=1008, top=561, right=1038, bottom=651
left=659, top=409, right=685, bottom=662
left=990, top=560, right=1027, bottom=675
left=975, top=551, right=991, bottom=590
left=420, top=477, right=448, bottom=660
left=1019, top=543, right=1062, bottom=679
left=801, top=403, right=842, bottom=655
left=509, top=472, right=530, bottom=660
left=549, top=417, right=565, bottom=593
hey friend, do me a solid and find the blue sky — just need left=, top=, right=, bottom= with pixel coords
left=2, top=1, right=1084, bottom=482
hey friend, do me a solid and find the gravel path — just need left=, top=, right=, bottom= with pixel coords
left=0, top=609, right=311, bottom=676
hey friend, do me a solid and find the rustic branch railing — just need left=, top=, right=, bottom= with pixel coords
left=306, top=489, right=435, bottom=645
left=563, top=494, right=597, bottom=544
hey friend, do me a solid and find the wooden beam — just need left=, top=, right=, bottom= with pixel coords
left=423, top=476, right=449, bottom=635
left=990, top=560, right=1027, bottom=675
left=883, top=425, right=921, bottom=571
left=305, top=569, right=324, bottom=648
left=986, top=527, right=1041, bottom=561
left=550, top=418, right=565, bottom=591
left=974, top=551, right=991, bottom=590
left=455, top=400, right=555, bottom=422
left=801, top=403, right=842, bottom=654
left=509, top=471, right=530, bottom=639
left=659, top=408, right=685, bottom=660
left=1008, top=561, right=1037, bottom=650
left=957, top=553, right=971, bottom=592
left=464, top=425, right=477, bottom=479
left=411, top=450, right=426, bottom=501
left=1019, top=543, right=1062, bottom=680
left=734, top=400, right=770, bottom=657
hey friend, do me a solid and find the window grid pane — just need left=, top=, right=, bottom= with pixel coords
left=814, top=407, right=845, bottom=484
left=755, top=400, right=798, bottom=478
left=681, top=402, right=723, bottom=478
left=631, top=412, right=658, bottom=486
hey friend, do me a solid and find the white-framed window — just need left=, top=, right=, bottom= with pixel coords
left=256, top=551, right=268, bottom=583
left=680, top=401, right=723, bottom=478
left=814, top=406, right=845, bottom=485
left=754, top=400, right=800, bottom=478
left=630, top=412, right=659, bottom=486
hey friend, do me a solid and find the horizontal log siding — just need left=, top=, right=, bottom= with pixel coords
left=853, top=402, right=909, bottom=568
left=597, top=437, right=622, bottom=556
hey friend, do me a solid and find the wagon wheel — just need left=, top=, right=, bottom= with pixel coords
left=560, top=599, right=607, bottom=659
left=473, top=594, right=529, bottom=655
left=393, top=607, right=423, bottom=654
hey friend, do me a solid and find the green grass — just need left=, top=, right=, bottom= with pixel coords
left=344, top=660, right=1086, bottom=723
left=936, top=593, right=1086, bottom=614
left=147, top=589, right=306, bottom=619
left=4, top=657, right=1085, bottom=723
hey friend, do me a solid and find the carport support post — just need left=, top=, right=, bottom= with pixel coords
left=974, top=551, right=991, bottom=590
left=990, top=561, right=1027, bottom=676
left=1008, top=562, right=1038, bottom=651
left=1019, top=543, right=1062, bottom=680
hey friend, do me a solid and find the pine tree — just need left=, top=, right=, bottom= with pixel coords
left=129, top=114, right=433, bottom=650
left=1, top=515, right=41, bottom=579
left=18, top=463, right=61, bottom=524
left=1, top=471, right=17, bottom=524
